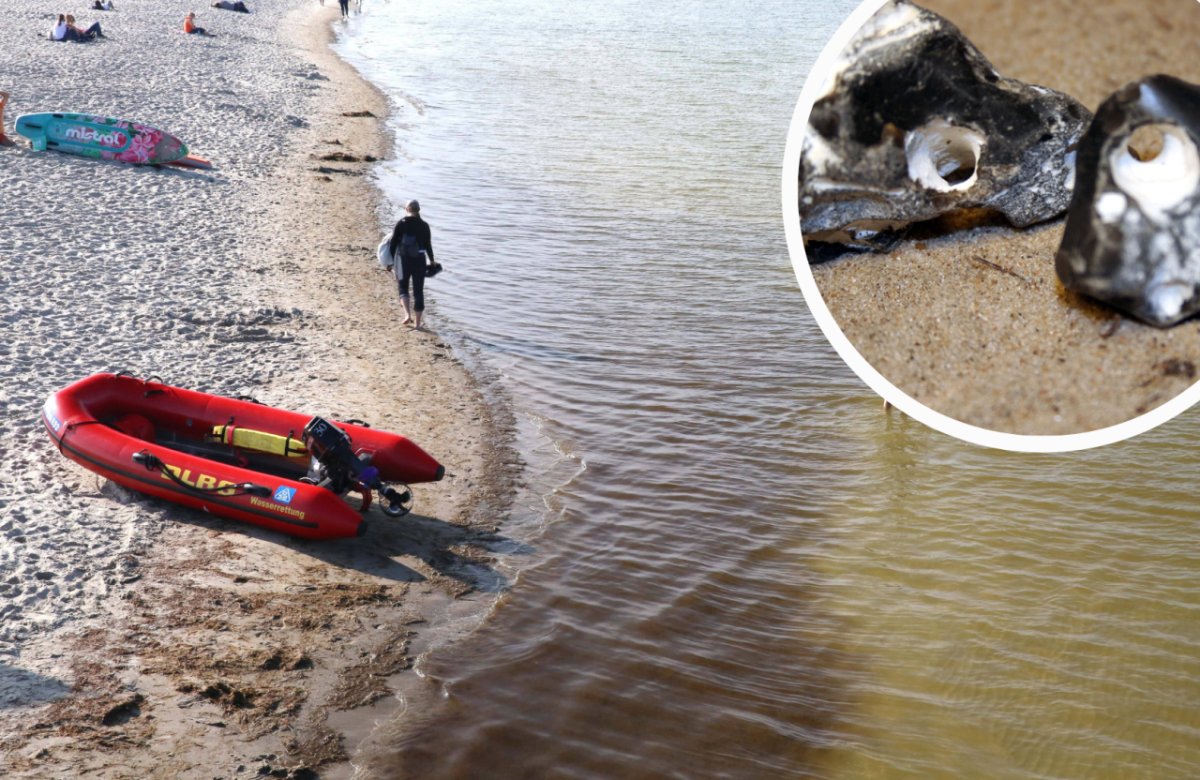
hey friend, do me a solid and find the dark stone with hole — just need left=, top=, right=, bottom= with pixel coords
left=800, top=0, right=1091, bottom=259
left=1056, top=75, right=1200, bottom=327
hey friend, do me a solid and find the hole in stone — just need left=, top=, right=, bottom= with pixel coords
left=1111, top=123, right=1200, bottom=217
left=905, top=119, right=984, bottom=192
left=1128, top=125, right=1165, bottom=162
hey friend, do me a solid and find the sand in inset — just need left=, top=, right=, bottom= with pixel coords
left=810, top=0, right=1200, bottom=435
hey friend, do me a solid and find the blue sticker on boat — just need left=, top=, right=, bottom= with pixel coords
left=43, top=400, right=63, bottom=433
left=273, top=486, right=297, bottom=504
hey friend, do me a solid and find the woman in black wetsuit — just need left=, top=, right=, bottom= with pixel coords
left=388, top=199, right=435, bottom=331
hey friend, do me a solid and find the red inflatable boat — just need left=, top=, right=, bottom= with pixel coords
left=43, top=373, right=444, bottom=540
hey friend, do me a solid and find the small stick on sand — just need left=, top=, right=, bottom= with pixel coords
left=970, top=254, right=1030, bottom=285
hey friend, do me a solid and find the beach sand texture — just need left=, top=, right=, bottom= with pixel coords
left=0, top=1, right=515, bottom=776
left=808, top=0, right=1200, bottom=435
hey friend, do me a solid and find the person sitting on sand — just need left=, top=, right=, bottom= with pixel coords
left=51, top=14, right=68, bottom=40
left=184, top=12, right=212, bottom=34
left=64, top=14, right=103, bottom=40
left=211, top=1, right=250, bottom=12
left=0, top=91, right=14, bottom=147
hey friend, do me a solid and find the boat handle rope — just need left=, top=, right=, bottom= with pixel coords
left=113, top=371, right=165, bottom=384
left=142, top=375, right=167, bottom=397
left=56, top=420, right=107, bottom=456
left=112, top=371, right=170, bottom=397
left=131, top=449, right=271, bottom=498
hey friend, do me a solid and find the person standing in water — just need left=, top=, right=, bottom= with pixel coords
left=338, top=0, right=349, bottom=18
left=388, top=199, right=436, bottom=331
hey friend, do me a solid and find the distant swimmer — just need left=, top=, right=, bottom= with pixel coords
left=388, top=199, right=437, bottom=331
left=0, top=91, right=13, bottom=147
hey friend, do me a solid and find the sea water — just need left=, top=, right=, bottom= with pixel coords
left=333, top=2, right=1200, bottom=777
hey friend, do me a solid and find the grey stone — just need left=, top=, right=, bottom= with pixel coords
left=800, top=0, right=1091, bottom=259
left=1056, top=75, right=1200, bottom=327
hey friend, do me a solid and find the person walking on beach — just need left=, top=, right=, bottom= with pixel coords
left=338, top=0, right=349, bottom=18
left=388, top=199, right=436, bottom=331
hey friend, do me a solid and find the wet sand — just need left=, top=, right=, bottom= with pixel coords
left=809, top=0, right=1200, bottom=435
left=0, top=1, right=516, bottom=777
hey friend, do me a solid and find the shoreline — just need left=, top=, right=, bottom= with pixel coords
left=0, top=1, right=519, bottom=777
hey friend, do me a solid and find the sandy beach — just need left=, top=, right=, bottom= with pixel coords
left=808, top=0, right=1200, bottom=435
left=0, top=0, right=516, bottom=776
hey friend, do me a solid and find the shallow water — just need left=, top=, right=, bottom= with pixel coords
left=334, top=2, right=1200, bottom=778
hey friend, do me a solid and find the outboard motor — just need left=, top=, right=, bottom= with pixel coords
left=302, top=416, right=412, bottom=517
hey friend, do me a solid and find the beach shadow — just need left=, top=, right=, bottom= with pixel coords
left=297, top=511, right=531, bottom=594
left=13, top=146, right=221, bottom=180
left=123, top=486, right=526, bottom=594
left=0, top=663, right=71, bottom=709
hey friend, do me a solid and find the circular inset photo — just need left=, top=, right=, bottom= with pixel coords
left=784, top=0, right=1200, bottom=451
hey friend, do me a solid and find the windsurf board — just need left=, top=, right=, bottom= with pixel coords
left=15, top=112, right=188, bottom=164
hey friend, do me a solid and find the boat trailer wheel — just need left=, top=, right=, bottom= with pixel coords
left=380, top=482, right=414, bottom=518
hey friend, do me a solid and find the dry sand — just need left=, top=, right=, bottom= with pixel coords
left=809, top=0, right=1200, bottom=435
left=0, top=0, right=517, bottom=777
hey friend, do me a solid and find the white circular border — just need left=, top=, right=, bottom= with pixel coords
left=782, top=0, right=1200, bottom=453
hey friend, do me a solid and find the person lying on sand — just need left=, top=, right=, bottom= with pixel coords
left=92, top=1, right=114, bottom=9
left=0, top=92, right=14, bottom=147
left=211, top=1, right=250, bottom=12
left=63, top=14, right=103, bottom=40
left=184, top=12, right=214, bottom=34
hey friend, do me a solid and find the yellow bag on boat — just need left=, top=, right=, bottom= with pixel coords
left=210, top=424, right=308, bottom=459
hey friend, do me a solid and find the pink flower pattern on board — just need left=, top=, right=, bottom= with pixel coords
left=113, top=125, right=165, bottom=163
left=60, top=115, right=185, bottom=163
